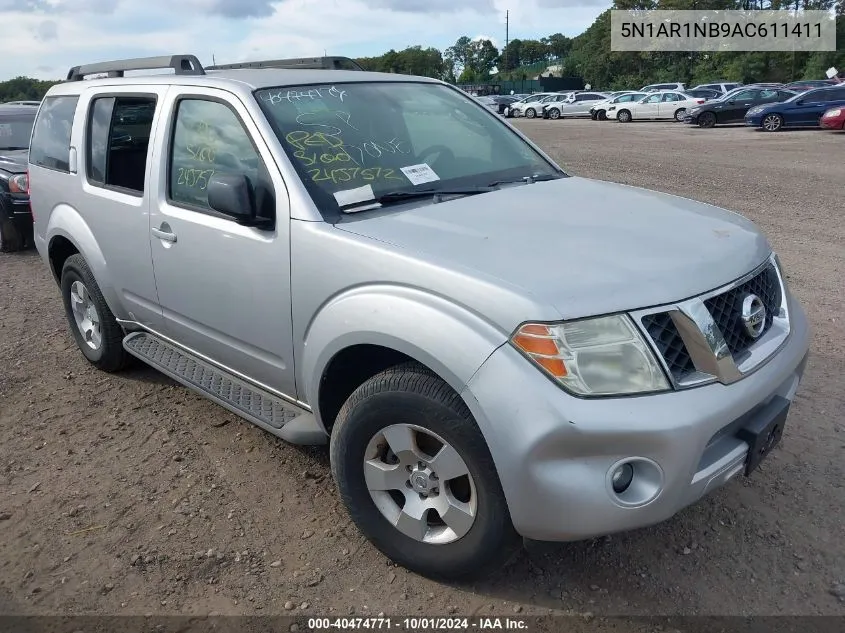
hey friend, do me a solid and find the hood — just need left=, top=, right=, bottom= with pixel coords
left=335, top=176, right=771, bottom=320
left=0, top=149, right=28, bottom=174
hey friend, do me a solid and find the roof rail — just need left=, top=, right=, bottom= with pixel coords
left=66, top=54, right=205, bottom=82
left=206, top=56, right=364, bottom=72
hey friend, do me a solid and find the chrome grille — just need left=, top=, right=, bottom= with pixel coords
left=637, top=258, right=788, bottom=388
left=703, top=264, right=782, bottom=361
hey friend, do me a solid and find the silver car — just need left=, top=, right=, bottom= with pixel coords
left=28, top=54, right=811, bottom=581
left=543, top=92, right=611, bottom=119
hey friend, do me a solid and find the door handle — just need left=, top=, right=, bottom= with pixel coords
left=151, top=226, right=177, bottom=243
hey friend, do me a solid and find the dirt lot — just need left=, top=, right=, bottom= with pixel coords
left=1, top=119, right=843, bottom=624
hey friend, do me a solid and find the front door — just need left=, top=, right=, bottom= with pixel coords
left=719, top=88, right=757, bottom=123
left=146, top=87, right=297, bottom=397
left=637, top=93, right=662, bottom=118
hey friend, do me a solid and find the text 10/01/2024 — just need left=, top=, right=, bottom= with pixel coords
left=307, top=617, right=530, bottom=630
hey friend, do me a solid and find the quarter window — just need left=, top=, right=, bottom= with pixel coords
left=168, top=98, right=271, bottom=214
left=29, top=95, right=78, bottom=172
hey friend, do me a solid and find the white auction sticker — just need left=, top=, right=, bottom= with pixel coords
left=333, top=184, right=375, bottom=207
left=400, top=163, right=440, bottom=186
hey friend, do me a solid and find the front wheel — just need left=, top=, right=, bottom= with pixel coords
left=597, top=110, right=607, bottom=121
left=762, top=113, right=784, bottom=132
left=330, top=362, right=520, bottom=580
left=524, top=108, right=536, bottom=119
left=548, top=108, right=560, bottom=120
left=60, top=254, right=131, bottom=372
left=697, top=111, right=716, bottom=128
left=617, top=109, right=632, bottom=122
left=674, top=108, right=687, bottom=122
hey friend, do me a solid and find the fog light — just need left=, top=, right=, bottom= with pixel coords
left=611, top=463, right=634, bottom=493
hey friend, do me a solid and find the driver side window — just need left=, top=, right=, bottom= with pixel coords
left=644, top=94, right=661, bottom=103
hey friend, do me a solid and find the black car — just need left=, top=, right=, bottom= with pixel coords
left=683, top=86, right=796, bottom=128
left=491, top=95, right=519, bottom=115
left=0, top=105, right=37, bottom=252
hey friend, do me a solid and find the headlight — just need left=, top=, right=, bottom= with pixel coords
left=511, top=315, right=670, bottom=396
left=824, top=108, right=842, bottom=117
left=746, top=106, right=764, bottom=115
left=688, top=107, right=700, bottom=114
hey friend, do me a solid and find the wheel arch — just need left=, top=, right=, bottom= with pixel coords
left=301, top=286, right=508, bottom=435
left=45, top=205, right=122, bottom=317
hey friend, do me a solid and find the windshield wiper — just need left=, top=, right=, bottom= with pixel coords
left=339, top=186, right=494, bottom=212
left=488, top=173, right=561, bottom=187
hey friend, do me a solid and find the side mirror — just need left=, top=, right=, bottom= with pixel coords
left=727, top=99, right=735, bottom=104
left=207, top=173, right=268, bottom=227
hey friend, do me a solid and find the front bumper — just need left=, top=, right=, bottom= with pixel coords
left=745, top=115, right=764, bottom=126
left=462, top=294, right=810, bottom=542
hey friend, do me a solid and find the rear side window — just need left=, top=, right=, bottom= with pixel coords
left=86, top=95, right=157, bottom=195
left=29, top=95, right=78, bottom=172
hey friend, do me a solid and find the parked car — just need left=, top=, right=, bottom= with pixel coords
left=3, top=100, right=42, bottom=106
left=784, top=79, right=838, bottom=93
left=0, top=104, right=37, bottom=252
left=684, top=88, right=723, bottom=101
left=684, top=87, right=796, bottom=128
left=819, top=105, right=845, bottom=130
left=688, top=82, right=742, bottom=95
left=474, top=95, right=499, bottom=113
left=505, top=93, right=560, bottom=118
left=542, top=92, right=610, bottom=119
left=490, top=95, right=520, bottom=115
left=28, top=53, right=811, bottom=581
left=745, top=85, right=845, bottom=131
left=590, top=92, right=647, bottom=120
left=511, top=93, right=567, bottom=119
left=614, top=91, right=706, bottom=122
left=640, top=82, right=686, bottom=92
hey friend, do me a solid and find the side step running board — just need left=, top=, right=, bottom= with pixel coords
left=123, top=331, right=327, bottom=445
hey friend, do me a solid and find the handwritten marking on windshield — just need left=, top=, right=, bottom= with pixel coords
left=308, top=167, right=403, bottom=184
left=262, top=85, right=347, bottom=106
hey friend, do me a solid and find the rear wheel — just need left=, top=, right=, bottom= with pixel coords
left=60, top=254, right=131, bottom=372
left=330, top=362, right=521, bottom=580
left=617, top=109, right=632, bottom=123
left=762, top=113, right=784, bottom=132
left=674, top=108, right=687, bottom=122
left=525, top=108, right=536, bottom=119
left=0, top=217, right=23, bottom=253
left=697, top=111, right=717, bottom=128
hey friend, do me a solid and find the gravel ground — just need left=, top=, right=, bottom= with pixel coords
left=1, top=118, right=843, bottom=625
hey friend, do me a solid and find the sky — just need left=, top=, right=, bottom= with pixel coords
left=0, top=0, right=611, bottom=81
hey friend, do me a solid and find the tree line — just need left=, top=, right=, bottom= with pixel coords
left=2, top=1, right=843, bottom=100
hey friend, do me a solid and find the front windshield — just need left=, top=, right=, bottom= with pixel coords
left=0, top=112, right=35, bottom=150
left=256, top=81, right=563, bottom=217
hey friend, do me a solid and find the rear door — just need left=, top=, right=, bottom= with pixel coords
left=73, top=86, right=168, bottom=330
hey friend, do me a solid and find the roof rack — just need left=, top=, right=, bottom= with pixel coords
left=206, top=56, right=364, bottom=72
left=66, top=54, right=205, bottom=82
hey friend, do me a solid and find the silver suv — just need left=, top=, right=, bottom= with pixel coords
left=28, top=54, right=811, bottom=580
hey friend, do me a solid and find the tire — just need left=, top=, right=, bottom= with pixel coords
left=525, top=108, right=536, bottom=119
left=590, top=111, right=597, bottom=120
left=674, top=108, right=686, bottom=122
left=617, top=109, right=632, bottom=123
left=697, top=111, right=716, bottom=128
left=548, top=108, right=560, bottom=120
left=597, top=110, right=607, bottom=121
left=0, top=217, right=23, bottom=253
left=762, top=113, right=783, bottom=132
left=330, top=361, right=521, bottom=580
left=60, top=254, right=130, bottom=372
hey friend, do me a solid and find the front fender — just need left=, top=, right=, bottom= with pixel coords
left=45, top=205, right=123, bottom=317
left=300, top=284, right=509, bottom=431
